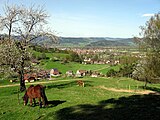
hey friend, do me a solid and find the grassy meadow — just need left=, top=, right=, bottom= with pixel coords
left=0, top=77, right=160, bottom=120
left=0, top=51, right=160, bottom=120
left=33, top=50, right=121, bottom=74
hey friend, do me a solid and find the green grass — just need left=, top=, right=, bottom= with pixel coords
left=0, top=79, right=10, bottom=85
left=0, top=77, right=160, bottom=120
left=33, top=50, right=123, bottom=76
left=32, top=50, right=122, bottom=75
left=33, top=51, right=69, bottom=59
left=44, top=61, right=110, bottom=74
left=98, top=65, right=121, bottom=74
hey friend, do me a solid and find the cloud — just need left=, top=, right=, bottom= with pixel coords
left=142, top=13, right=154, bottom=17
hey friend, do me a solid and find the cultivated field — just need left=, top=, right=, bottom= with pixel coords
left=0, top=77, right=160, bottom=120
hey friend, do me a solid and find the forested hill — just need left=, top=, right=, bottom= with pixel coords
left=0, top=34, right=135, bottom=47
left=59, top=37, right=135, bottom=47
left=85, top=38, right=134, bottom=47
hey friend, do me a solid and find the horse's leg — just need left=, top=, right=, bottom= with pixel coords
left=41, top=88, right=48, bottom=107
left=38, top=97, right=42, bottom=108
left=42, top=97, right=46, bottom=107
left=33, top=98, right=36, bottom=106
left=29, top=98, right=33, bottom=106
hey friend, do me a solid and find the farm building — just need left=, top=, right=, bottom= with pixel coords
left=76, top=70, right=87, bottom=77
left=50, top=68, right=60, bottom=77
left=23, top=73, right=37, bottom=82
left=66, top=70, right=74, bottom=77
left=91, top=71, right=100, bottom=77
left=37, top=70, right=50, bottom=79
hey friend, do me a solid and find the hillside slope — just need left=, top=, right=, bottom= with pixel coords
left=60, top=37, right=135, bottom=47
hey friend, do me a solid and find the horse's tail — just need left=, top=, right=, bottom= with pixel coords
left=40, top=86, right=48, bottom=105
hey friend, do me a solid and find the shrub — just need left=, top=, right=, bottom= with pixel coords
left=106, top=69, right=117, bottom=77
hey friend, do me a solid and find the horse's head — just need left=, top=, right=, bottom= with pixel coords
left=22, top=93, right=29, bottom=106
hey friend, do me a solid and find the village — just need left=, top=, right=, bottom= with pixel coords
left=16, top=69, right=100, bottom=83
left=8, top=46, right=142, bottom=83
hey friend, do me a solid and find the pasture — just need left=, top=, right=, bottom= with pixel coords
left=32, top=50, right=122, bottom=75
left=41, top=60, right=121, bottom=75
left=0, top=77, right=160, bottom=120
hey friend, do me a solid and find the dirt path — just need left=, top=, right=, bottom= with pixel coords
left=96, top=85, right=159, bottom=95
left=94, top=66, right=110, bottom=71
left=0, top=79, right=83, bottom=88
left=1, top=79, right=159, bottom=95
left=0, top=65, right=109, bottom=88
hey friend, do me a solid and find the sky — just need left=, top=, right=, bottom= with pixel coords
left=0, top=0, right=159, bottom=38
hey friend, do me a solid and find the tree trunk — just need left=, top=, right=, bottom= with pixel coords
left=19, top=60, right=26, bottom=92
left=20, top=72, right=26, bottom=92
left=144, top=78, right=148, bottom=89
left=8, top=23, right=12, bottom=40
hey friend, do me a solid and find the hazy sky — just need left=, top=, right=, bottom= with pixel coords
left=0, top=0, right=159, bottom=38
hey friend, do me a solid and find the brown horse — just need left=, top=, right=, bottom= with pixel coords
left=22, top=84, right=48, bottom=108
left=77, top=80, right=85, bottom=87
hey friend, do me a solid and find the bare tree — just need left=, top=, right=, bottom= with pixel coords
left=0, top=4, right=57, bottom=91
left=0, top=4, right=21, bottom=40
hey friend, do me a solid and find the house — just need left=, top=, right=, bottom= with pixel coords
left=23, top=74, right=36, bottom=82
left=66, top=70, right=74, bottom=77
left=106, top=60, right=111, bottom=64
left=37, top=70, right=50, bottom=79
left=83, top=58, right=94, bottom=64
left=114, top=60, right=120, bottom=65
left=50, top=68, right=60, bottom=77
left=91, top=71, right=100, bottom=77
left=76, top=70, right=87, bottom=77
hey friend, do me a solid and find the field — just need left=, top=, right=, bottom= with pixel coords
left=0, top=50, right=160, bottom=120
left=0, top=77, right=160, bottom=120
left=33, top=50, right=121, bottom=75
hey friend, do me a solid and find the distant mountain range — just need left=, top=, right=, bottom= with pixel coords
left=59, top=37, right=135, bottom=47
left=0, top=34, right=135, bottom=47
